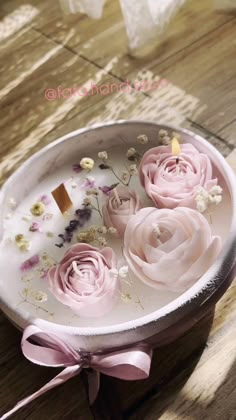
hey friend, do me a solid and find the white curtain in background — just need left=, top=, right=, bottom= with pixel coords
left=60, top=0, right=186, bottom=49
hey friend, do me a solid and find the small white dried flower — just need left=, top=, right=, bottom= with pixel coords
left=8, top=198, right=17, bottom=210
left=196, top=198, right=208, bottom=213
left=88, top=225, right=98, bottom=234
left=97, top=225, right=107, bottom=234
left=83, top=197, right=92, bottom=206
left=158, top=129, right=168, bottom=138
left=122, top=170, right=130, bottom=182
left=137, top=134, right=148, bottom=144
left=21, top=274, right=33, bottom=283
left=110, top=266, right=129, bottom=278
left=29, top=289, right=48, bottom=302
left=108, top=227, right=117, bottom=235
left=210, top=195, right=222, bottom=205
left=126, top=147, right=136, bottom=158
left=98, top=151, right=108, bottom=160
left=121, top=292, right=132, bottom=302
left=129, top=164, right=138, bottom=176
left=118, top=266, right=129, bottom=278
left=97, top=236, right=107, bottom=246
left=209, top=185, right=223, bottom=196
left=86, top=188, right=98, bottom=196
left=110, top=269, right=119, bottom=278
left=80, top=157, right=94, bottom=170
left=161, top=136, right=171, bottom=146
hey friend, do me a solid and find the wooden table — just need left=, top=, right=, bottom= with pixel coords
left=0, top=1, right=235, bottom=419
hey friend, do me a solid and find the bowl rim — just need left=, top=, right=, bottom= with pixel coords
left=1, top=120, right=236, bottom=337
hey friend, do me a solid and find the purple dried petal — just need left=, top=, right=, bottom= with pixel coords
left=81, top=178, right=96, bottom=189
left=29, top=222, right=41, bottom=232
left=73, top=163, right=82, bottom=173
left=39, top=194, right=51, bottom=205
left=20, top=255, right=40, bottom=272
left=99, top=183, right=119, bottom=196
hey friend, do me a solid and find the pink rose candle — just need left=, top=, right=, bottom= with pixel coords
left=124, top=207, right=222, bottom=292
left=102, top=186, right=142, bottom=237
left=139, top=143, right=218, bottom=209
left=48, top=244, right=119, bottom=317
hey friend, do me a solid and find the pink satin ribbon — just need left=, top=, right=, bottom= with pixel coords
left=1, top=325, right=152, bottom=419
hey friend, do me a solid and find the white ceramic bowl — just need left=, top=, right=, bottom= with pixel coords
left=0, top=121, right=236, bottom=351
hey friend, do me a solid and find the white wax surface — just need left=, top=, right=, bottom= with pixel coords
left=0, top=146, right=232, bottom=327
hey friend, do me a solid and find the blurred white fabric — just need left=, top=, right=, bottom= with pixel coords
left=59, top=0, right=186, bottom=49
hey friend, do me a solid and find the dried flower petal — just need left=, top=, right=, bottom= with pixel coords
left=20, top=255, right=40, bottom=271
left=39, top=194, right=51, bottom=205
left=72, top=163, right=82, bottom=173
left=99, top=183, right=119, bottom=196
left=29, top=222, right=41, bottom=232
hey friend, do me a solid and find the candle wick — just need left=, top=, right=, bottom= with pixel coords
left=72, top=261, right=81, bottom=275
left=176, top=157, right=179, bottom=165
left=113, top=187, right=121, bottom=206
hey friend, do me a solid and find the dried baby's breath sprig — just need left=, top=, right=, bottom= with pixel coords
left=158, top=129, right=171, bottom=145
left=121, top=292, right=132, bottom=303
left=122, top=170, right=130, bottom=183
left=127, top=147, right=136, bottom=158
left=158, top=129, right=168, bottom=138
left=83, top=197, right=92, bottom=206
left=98, top=151, right=108, bottom=160
left=97, top=226, right=107, bottom=235
left=161, top=136, right=171, bottom=145
left=86, top=188, right=99, bottom=196
left=30, top=202, right=45, bottom=217
left=172, top=131, right=181, bottom=140
left=28, top=289, right=48, bottom=303
left=80, top=157, right=94, bottom=171
left=129, top=164, right=138, bottom=176
left=108, top=227, right=117, bottom=235
left=137, top=134, right=148, bottom=144
left=195, top=185, right=223, bottom=216
left=97, top=237, right=107, bottom=247
left=127, top=147, right=142, bottom=162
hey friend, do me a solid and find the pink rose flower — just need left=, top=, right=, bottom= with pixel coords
left=47, top=243, right=119, bottom=317
left=139, top=144, right=217, bottom=209
left=124, top=207, right=221, bottom=292
left=102, top=186, right=142, bottom=237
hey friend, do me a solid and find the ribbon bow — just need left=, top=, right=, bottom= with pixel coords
left=1, top=325, right=152, bottom=419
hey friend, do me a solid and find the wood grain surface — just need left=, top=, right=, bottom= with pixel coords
left=0, top=0, right=235, bottom=419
